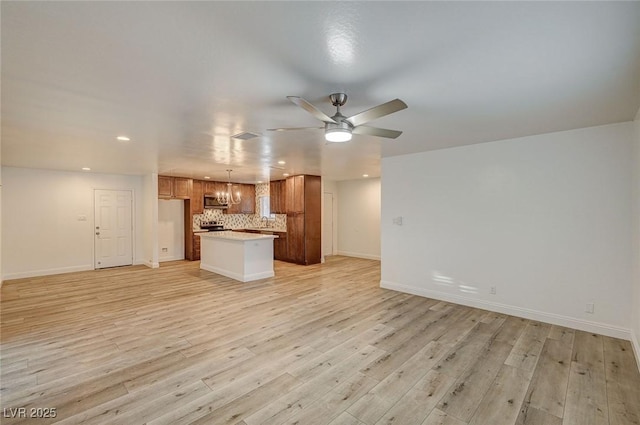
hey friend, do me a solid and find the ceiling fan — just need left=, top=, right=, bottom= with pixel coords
left=268, top=93, right=407, bottom=142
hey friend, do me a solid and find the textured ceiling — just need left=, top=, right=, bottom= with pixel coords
left=2, top=1, right=639, bottom=182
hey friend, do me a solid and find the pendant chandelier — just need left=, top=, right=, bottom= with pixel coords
left=216, top=169, right=241, bottom=205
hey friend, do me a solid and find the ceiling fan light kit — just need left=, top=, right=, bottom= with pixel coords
left=271, top=93, right=407, bottom=142
left=325, top=123, right=353, bottom=142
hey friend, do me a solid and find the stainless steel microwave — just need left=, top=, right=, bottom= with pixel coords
left=204, top=195, right=228, bottom=209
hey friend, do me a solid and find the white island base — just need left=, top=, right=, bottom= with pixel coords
left=199, top=231, right=278, bottom=282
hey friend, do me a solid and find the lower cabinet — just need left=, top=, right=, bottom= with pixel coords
left=273, top=232, right=287, bottom=260
left=286, top=214, right=305, bottom=264
left=193, top=234, right=201, bottom=260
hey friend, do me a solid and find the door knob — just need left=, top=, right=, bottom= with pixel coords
left=96, top=232, right=100, bottom=236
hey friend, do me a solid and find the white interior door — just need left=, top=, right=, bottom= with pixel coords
left=95, top=189, right=133, bottom=269
left=323, top=192, right=334, bottom=257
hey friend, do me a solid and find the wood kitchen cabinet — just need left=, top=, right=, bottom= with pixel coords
left=240, top=184, right=255, bottom=214
left=192, top=234, right=201, bottom=260
left=284, top=175, right=321, bottom=265
left=225, top=184, right=255, bottom=214
left=191, top=180, right=204, bottom=215
left=158, top=176, right=174, bottom=198
left=285, top=175, right=305, bottom=214
left=273, top=232, right=288, bottom=261
left=203, top=181, right=227, bottom=195
left=173, top=178, right=191, bottom=199
left=158, top=176, right=192, bottom=199
left=270, top=180, right=286, bottom=214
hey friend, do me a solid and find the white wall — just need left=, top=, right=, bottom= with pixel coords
left=158, top=199, right=184, bottom=262
left=2, top=167, right=147, bottom=279
left=381, top=122, right=633, bottom=339
left=337, top=178, right=381, bottom=260
left=141, top=173, right=159, bottom=268
left=632, top=113, right=640, bottom=366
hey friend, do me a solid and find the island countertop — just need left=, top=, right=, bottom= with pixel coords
left=198, top=231, right=278, bottom=241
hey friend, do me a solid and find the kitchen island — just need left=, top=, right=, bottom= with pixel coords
left=199, top=231, right=278, bottom=282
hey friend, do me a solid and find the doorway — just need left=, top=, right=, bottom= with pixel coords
left=94, top=189, right=133, bottom=269
left=323, top=192, right=334, bottom=257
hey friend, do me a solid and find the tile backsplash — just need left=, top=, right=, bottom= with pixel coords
left=193, top=183, right=287, bottom=231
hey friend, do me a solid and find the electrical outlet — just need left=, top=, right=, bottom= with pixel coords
left=586, top=303, right=594, bottom=314
left=162, top=247, right=168, bottom=252
left=393, top=216, right=403, bottom=225
left=490, top=286, right=496, bottom=295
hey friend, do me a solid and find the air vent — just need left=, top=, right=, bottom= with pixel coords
left=232, top=131, right=260, bottom=140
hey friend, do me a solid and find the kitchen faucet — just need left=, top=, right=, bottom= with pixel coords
left=261, top=216, right=270, bottom=228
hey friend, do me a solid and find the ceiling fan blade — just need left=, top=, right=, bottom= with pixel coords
left=266, top=126, right=323, bottom=132
left=346, top=99, right=407, bottom=127
left=287, top=96, right=337, bottom=124
left=352, top=125, right=403, bottom=139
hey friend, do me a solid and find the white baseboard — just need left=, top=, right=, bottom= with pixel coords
left=380, top=280, right=632, bottom=341
left=200, top=264, right=274, bottom=282
left=3, top=264, right=94, bottom=281
left=141, top=260, right=160, bottom=269
left=632, top=330, right=640, bottom=373
left=337, top=251, right=381, bottom=261
left=159, top=256, right=185, bottom=263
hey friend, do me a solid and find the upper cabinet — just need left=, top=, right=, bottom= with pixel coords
left=203, top=181, right=227, bottom=195
left=226, top=184, right=255, bottom=214
left=285, top=175, right=305, bottom=214
left=159, top=176, right=256, bottom=215
left=241, top=184, right=256, bottom=214
left=158, top=176, right=192, bottom=199
left=158, top=176, right=173, bottom=198
left=191, top=180, right=204, bottom=215
left=270, top=180, right=286, bottom=214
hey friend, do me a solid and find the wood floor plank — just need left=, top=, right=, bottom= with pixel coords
left=2, top=257, right=638, bottom=425
left=467, top=364, right=531, bottom=425
left=563, top=331, right=609, bottom=425
left=375, top=370, right=455, bottom=425
left=504, top=321, right=551, bottom=374
left=437, top=340, right=513, bottom=422
left=348, top=341, right=451, bottom=424
left=421, top=408, right=467, bottom=425
left=603, top=337, right=640, bottom=425
left=516, top=338, right=572, bottom=420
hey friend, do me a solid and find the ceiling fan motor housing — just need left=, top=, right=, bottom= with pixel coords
left=329, top=93, right=348, bottom=107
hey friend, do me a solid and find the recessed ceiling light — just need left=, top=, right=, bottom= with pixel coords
left=204, top=176, right=211, bottom=179
left=363, top=174, right=369, bottom=178
left=116, top=136, right=130, bottom=141
left=283, top=173, right=290, bottom=177
left=278, top=160, right=286, bottom=165
left=82, top=167, right=91, bottom=171
left=257, top=180, right=264, bottom=184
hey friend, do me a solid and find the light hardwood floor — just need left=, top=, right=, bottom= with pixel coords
left=1, top=257, right=639, bottom=425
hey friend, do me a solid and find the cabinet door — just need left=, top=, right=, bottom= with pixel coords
left=285, top=176, right=305, bottom=214
left=173, top=178, right=192, bottom=199
left=203, top=181, right=217, bottom=195
left=274, top=232, right=287, bottom=260
left=191, top=180, right=204, bottom=214
left=270, top=182, right=279, bottom=213
left=193, top=234, right=201, bottom=261
left=158, top=176, right=173, bottom=198
left=241, top=184, right=256, bottom=214
left=273, top=180, right=287, bottom=213
left=286, top=214, right=305, bottom=264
